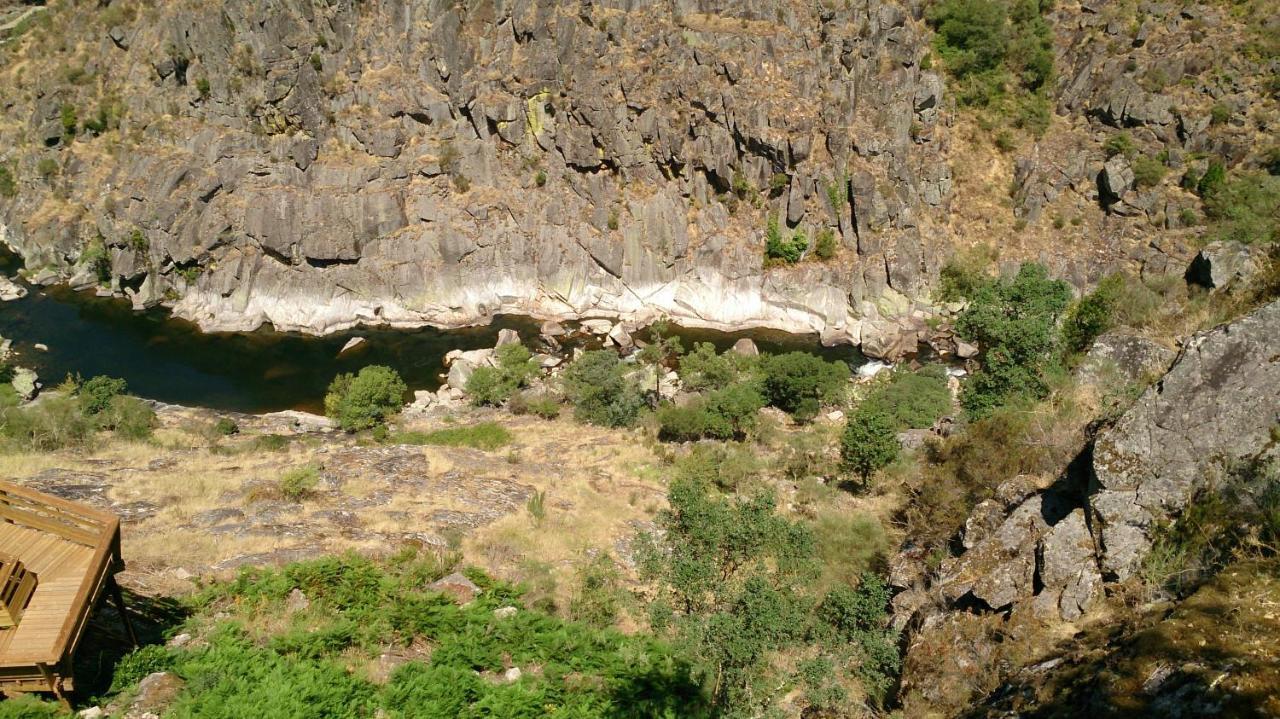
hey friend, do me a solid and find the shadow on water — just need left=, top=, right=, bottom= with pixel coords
left=0, top=279, right=861, bottom=415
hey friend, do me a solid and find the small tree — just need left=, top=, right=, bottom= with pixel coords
left=465, top=343, right=539, bottom=407
left=325, top=365, right=407, bottom=432
left=760, top=352, right=850, bottom=420
left=840, top=405, right=900, bottom=482
left=636, top=319, right=684, bottom=399
left=560, top=350, right=646, bottom=428
left=78, top=375, right=128, bottom=415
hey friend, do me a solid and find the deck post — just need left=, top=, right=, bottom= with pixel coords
left=107, top=576, right=138, bottom=648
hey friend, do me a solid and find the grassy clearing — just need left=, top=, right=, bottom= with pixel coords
left=390, top=422, right=514, bottom=451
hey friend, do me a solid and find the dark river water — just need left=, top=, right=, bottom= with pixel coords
left=0, top=249, right=861, bottom=413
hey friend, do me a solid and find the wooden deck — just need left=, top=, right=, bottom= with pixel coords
left=0, top=481, right=127, bottom=699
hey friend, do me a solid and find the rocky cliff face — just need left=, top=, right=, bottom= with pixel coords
left=0, top=0, right=957, bottom=348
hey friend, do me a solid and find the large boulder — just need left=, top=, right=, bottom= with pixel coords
left=0, top=275, right=26, bottom=301
left=1091, top=300, right=1280, bottom=580
left=1075, top=329, right=1177, bottom=387
left=1185, top=241, right=1263, bottom=291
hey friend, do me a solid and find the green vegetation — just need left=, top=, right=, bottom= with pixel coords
left=59, top=103, right=77, bottom=139
left=672, top=442, right=763, bottom=493
left=1103, top=132, right=1137, bottom=160
left=214, top=417, right=240, bottom=436
left=279, top=465, right=320, bottom=501
left=936, top=243, right=998, bottom=302
left=195, top=77, right=211, bottom=99
left=759, top=351, right=850, bottom=421
left=465, top=343, right=539, bottom=407
left=840, top=405, right=900, bottom=482
left=50, top=553, right=710, bottom=719
left=926, top=0, right=1054, bottom=133
left=507, top=390, right=560, bottom=419
left=391, top=422, right=513, bottom=451
left=324, top=365, right=407, bottom=432
left=764, top=215, right=807, bottom=264
left=1132, top=155, right=1167, bottom=188
left=656, top=384, right=765, bottom=442
left=36, top=158, right=58, bottom=182
left=676, top=341, right=740, bottom=392
left=560, top=350, right=646, bottom=428
left=639, top=476, right=899, bottom=715
left=861, top=366, right=952, bottom=430
left=813, top=228, right=837, bottom=260
left=0, top=375, right=155, bottom=451
left=1203, top=172, right=1280, bottom=246
left=80, top=236, right=111, bottom=283
left=0, top=164, right=16, bottom=198
left=1143, top=457, right=1279, bottom=597
left=954, top=263, right=1071, bottom=417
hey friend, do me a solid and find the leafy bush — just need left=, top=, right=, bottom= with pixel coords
left=814, top=574, right=900, bottom=705
left=0, top=696, right=69, bottom=719
left=656, top=384, right=765, bottom=442
left=110, top=644, right=174, bottom=693
left=569, top=554, right=625, bottom=629
left=99, top=395, right=156, bottom=440
left=764, top=215, right=807, bottom=264
left=280, top=465, right=320, bottom=501
left=1203, top=171, right=1280, bottom=246
left=759, top=352, right=849, bottom=420
left=840, top=405, right=900, bottom=481
left=813, top=228, right=838, bottom=260
left=812, top=511, right=891, bottom=586
left=862, top=366, right=952, bottom=429
left=392, top=422, right=513, bottom=451
left=1060, top=273, right=1125, bottom=356
left=324, top=365, right=407, bottom=431
left=1132, top=154, right=1167, bottom=188
left=926, top=0, right=1053, bottom=119
left=673, top=442, right=763, bottom=492
left=560, top=350, right=646, bottom=428
left=80, top=237, right=111, bottom=283
left=1196, top=160, right=1226, bottom=199
left=78, top=375, right=128, bottom=415
left=465, top=343, right=539, bottom=407
left=0, top=395, right=95, bottom=451
left=507, top=390, right=560, bottom=419
left=214, top=417, right=240, bottom=435
left=936, top=244, right=997, bottom=302
left=60, top=103, right=78, bottom=139
left=1103, top=132, right=1136, bottom=160
left=955, top=262, right=1071, bottom=417
left=0, top=164, right=16, bottom=198
left=676, top=342, right=741, bottom=392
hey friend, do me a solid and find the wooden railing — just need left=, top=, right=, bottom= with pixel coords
left=0, top=481, right=121, bottom=672
left=0, top=482, right=116, bottom=548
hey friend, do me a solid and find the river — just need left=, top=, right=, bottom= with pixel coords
left=0, top=255, right=861, bottom=414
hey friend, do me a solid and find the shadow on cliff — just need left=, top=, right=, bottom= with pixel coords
left=961, top=560, right=1280, bottom=719
left=71, top=588, right=191, bottom=701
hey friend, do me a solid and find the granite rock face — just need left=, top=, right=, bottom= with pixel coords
left=0, top=0, right=954, bottom=347
left=1091, top=300, right=1280, bottom=580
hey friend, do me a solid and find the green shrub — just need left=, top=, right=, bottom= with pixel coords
left=674, top=442, right=763, bottom=492
left=465, top=343, right=538, bottom=407
left=1197, top=160, right=1226, bottom=199
left=0, top=164, right=16, bottom=198
left=569, top=553, right=625, bottom=629
left=100, top=395, right=156, bottom=440
left=926, top=0, right=1053, bottom=114
left=814, top=573, right=900, bottom=705
left=760, top=352, right=849, bottom=419
left=80, top=237, right=111, bottom=283
left=1132, top=154, right=1167, bottom=188
left=60, top=103, right=78, bottom=139
left=0, top=395, right=95, bottom=451
left=936, top=244, right=997, bottom=301
left=1210, top=102, right=1231, bottom=125
left=812, top=511, right=891, bottom=586
left=128, top=229, right=149, bottom=252
left=1104, top=132, right=1136, bottom=159
left=863, top=366, right=952, bottom=429
left=0, top=695, right=70, bottom=719
left=36, top=158, right=59, bottom=182
left=813, top=228, right=838, bottom=260
left=676, top=342, right=740, bottom=392
left=1203, top=171, right=1280, bottom=246
left=840, top=405, right=900, bottom=481
left=324, top=365, right=407, bottom=431
left=279, top=465, right=320, bottom=501
left=214, top=417, right=240, bottom=436
left=507, top=390, right=560, bottom=419
left=955, top=262, right=1071, bottom=417
left=560, top=350, right=646, bottom=428
left=78, top=375, right=127, bottom=415
left=1060, top=273, right=1130, bottom=356
left=393, top=422, right=513, bottom=451
left=248, top=433, right=290, bottom=452
left=110, top=644, right=174, bottom=693
left=764, top=215, right=807, bottom=264
left=657, top=384, right=765, bottom=442
left=196, top=76, right=211, bottom=98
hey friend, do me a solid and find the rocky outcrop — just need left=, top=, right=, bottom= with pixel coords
left=1091, top=299, right=1280, bottom=580
left=0, top=0, right=956, bottom=350
left=1074, top=328, right=1176, bottom=386
left=1186, top=240, right=1265, bottom=291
